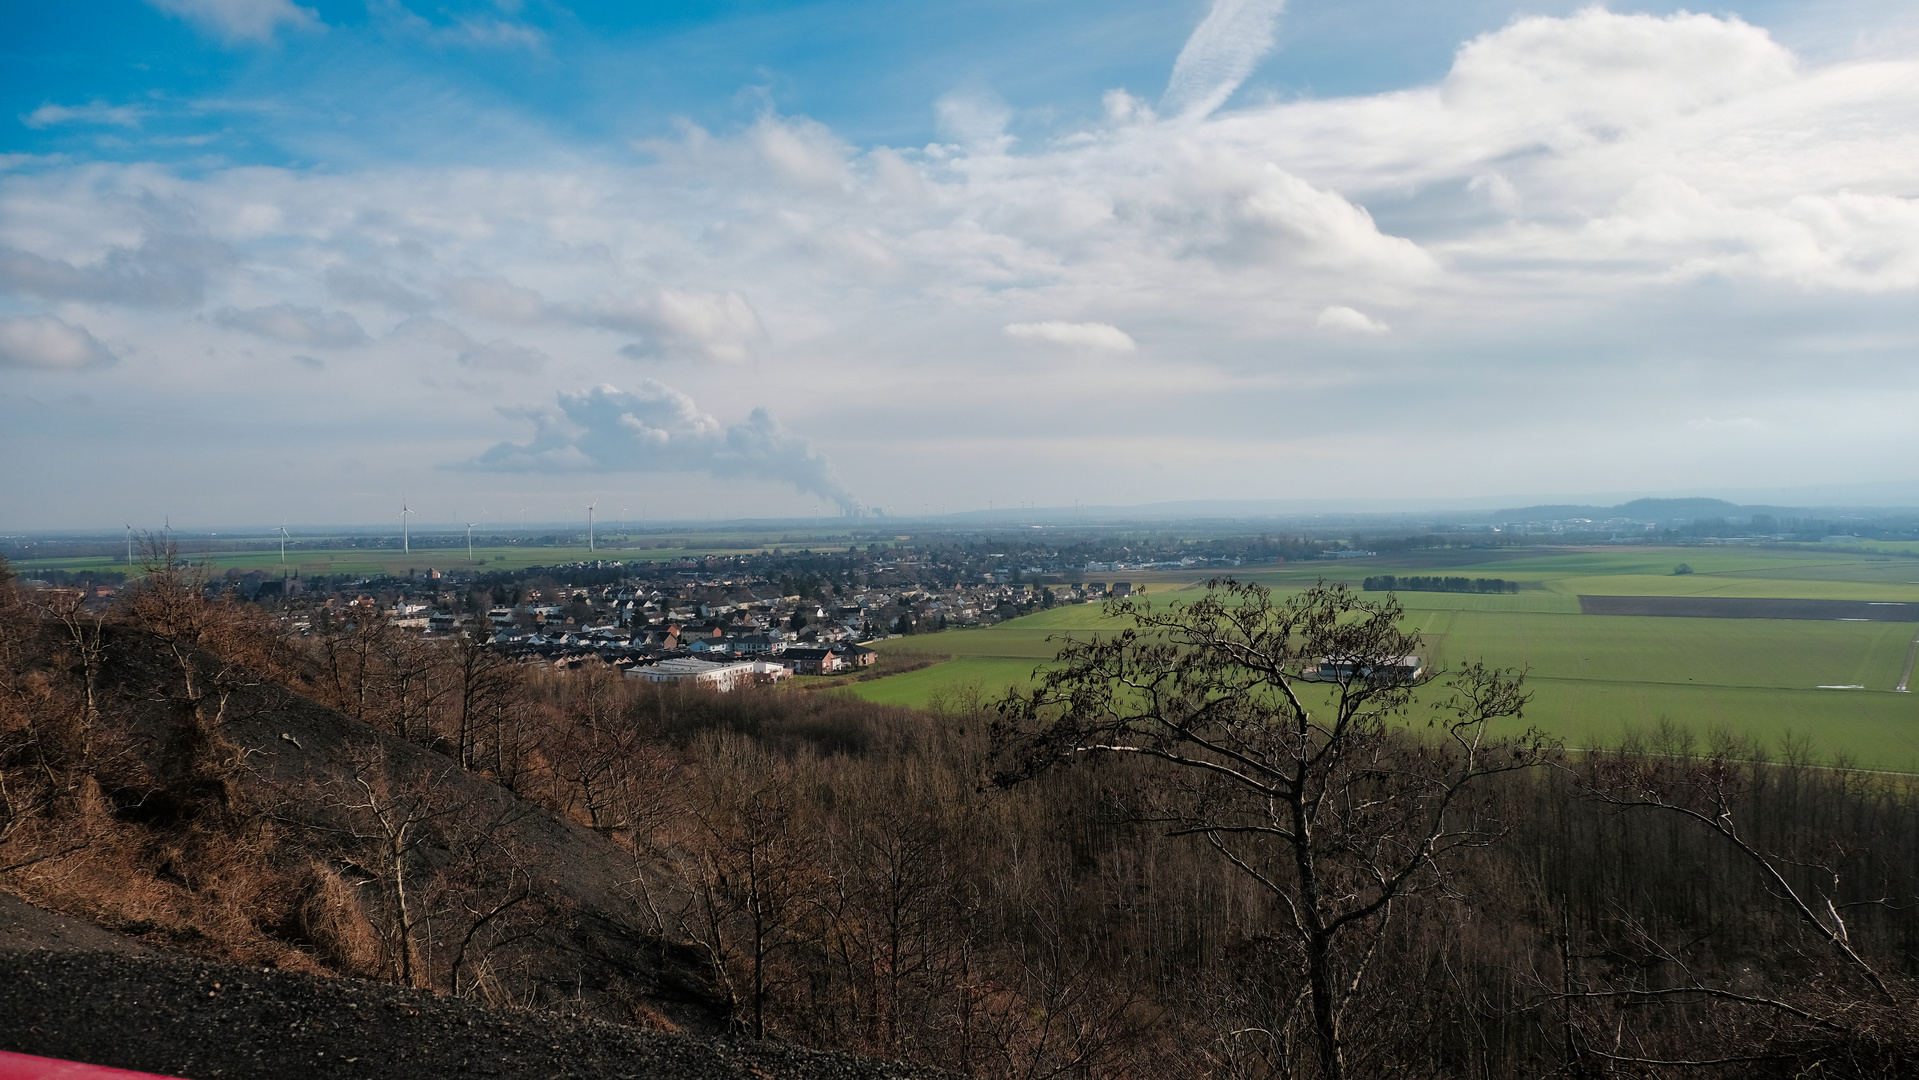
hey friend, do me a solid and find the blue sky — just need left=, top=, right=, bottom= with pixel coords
left=4, top=0, right=1919, bottom=528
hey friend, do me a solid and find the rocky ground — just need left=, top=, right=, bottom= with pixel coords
left=0, top=897, right=948, bottom=1080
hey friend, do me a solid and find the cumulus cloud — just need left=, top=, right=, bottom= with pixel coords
left=213, top=303, right=369, bottom=347
left=583, top=289, right=764, bottom=363
left=7, top=6, right=1918, bottom=519
left=1173, top=153, right=1438, bottom=275
left=935, top=93, right=1014, bottom=150
left=455, top=383, right=859, bottom=513
left=751, top=115, right=853, bottom=190
left=1314, top=306, right=1389, bottom=335
left=0, top=315, right=116, bottom=370
left=1441, top=10, right=1795, bottom=147
left=1005, top=321, right=1137, bottom=352
left=145, top=0, right=320, bottom=44
left=1162, top=0, right=1287, bottom=119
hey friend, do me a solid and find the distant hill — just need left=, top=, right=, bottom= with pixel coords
left=1489, top=498, right=1791, bottom=523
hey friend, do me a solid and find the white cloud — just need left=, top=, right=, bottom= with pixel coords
left=751, top=115, right=852, bottom=191
left=1162, top=0, right=1287, bottom=119
left=7, top=8, right=1919, bottom=522
left=456, top=383, right=860, bottom=513
left=1314, top=306, right=1389, bottom=335
left=934, top=93, right=1013, bottom=151
left=213, top=303, right=369, bottom=346
left=21, top=102, right=148, bottom=129
left=1441, top=10, right=1796, bottom=147
left=446, top=16, right=544, bottom=49
left=0, top=315, right=116, bottom=370
left=145, top=0, right=320, bottom=44
left=584, top=289, right=764, bottom=363
left=1005, top=321, right=1137, bottom=352
left=0, top=235, right=225, bottom=308
left=369, top=1, right=543, bottom=50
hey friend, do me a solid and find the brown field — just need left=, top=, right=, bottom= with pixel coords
left=1579, top=595, right=1919, bottom=621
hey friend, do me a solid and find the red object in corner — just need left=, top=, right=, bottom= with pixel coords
left=0, top=1052, right=187, bottom=1080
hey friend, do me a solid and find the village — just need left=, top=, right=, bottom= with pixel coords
left=332, top=570, right=1146, bottom=689
left=229, top=536, right=1233, bottom=690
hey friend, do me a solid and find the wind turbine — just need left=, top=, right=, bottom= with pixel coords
left=278, top=520, right=290, bottom=565
left=124, top=524, right=133, bottom=568
left=401, top=498, right=415, bottom=554
left=586, top=502, right=597, bottom=553
left=465, top=521, right=477, bottom=564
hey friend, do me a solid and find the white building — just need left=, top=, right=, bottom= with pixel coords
left=624, top=657, right=791, bottom=691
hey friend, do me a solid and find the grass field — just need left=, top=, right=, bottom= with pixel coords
left=852, top=547, right=1919, bottom=769
left=11, top=542, right=781, bottom=579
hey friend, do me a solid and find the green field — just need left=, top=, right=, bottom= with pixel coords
left=12, top=542, right=783, bottom=579
left=852, top=547, right=1919, bottom=770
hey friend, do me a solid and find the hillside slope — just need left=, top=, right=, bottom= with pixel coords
left=3, top=614, right=725, bottom=1031
left=0, top=945, right=948, bottom=1080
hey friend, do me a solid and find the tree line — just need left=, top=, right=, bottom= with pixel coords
left=1362, top=574, right=1520, bottom=594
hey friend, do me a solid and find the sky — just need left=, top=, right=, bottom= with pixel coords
left=3, top=0, right=1919, bottom=530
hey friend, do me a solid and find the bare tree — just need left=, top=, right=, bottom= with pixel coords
left=1567, top=743, right=1918, bottom=1072
left=685, top=737, right=818, bottom=1039
left=995, top=579, right=1545, bottom=1079
left=450, top=632, right=516, bottom=771
left=333, top=749, right=460, bottom=988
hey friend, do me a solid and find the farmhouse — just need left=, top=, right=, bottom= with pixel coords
left=782, top=647, right=844, bottom=675
left=1314, top=655, right=1423, bottom=682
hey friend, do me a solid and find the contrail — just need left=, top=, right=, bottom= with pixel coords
left=1161, top=0, right=1287, bottom=119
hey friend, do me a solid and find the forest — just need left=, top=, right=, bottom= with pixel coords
left=1, top=550, right=1916, bottom=1078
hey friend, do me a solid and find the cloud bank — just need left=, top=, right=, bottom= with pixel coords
left=457, top=383, right=860, bottom=514
left=5, top=8, right=1919, bottom=524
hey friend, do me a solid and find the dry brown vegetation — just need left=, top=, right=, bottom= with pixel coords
left=2, top=549, right=1917, bottom=1077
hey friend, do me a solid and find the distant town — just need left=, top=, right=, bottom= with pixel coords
left=15, top=495, right=1919, bottom=692
left=124, top=534, right=1321, bottom=687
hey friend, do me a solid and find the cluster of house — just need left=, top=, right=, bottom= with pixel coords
left=328, top=572, right=1154, bottom=691
left=483, top=592, right=885, bottom=686
left=373, top=584, right=891, bottom=688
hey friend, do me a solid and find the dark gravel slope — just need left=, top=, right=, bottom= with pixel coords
left=0, top=949, right=951, bottom=1080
